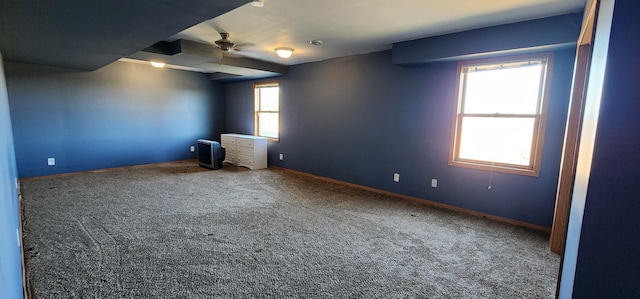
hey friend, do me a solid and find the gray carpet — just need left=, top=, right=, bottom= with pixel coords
left=21, top=161, right=559, bottom=298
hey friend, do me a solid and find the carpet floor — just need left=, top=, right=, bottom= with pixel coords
left=21, top=161, right=559, bottom=298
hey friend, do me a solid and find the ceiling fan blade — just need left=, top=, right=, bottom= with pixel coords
left=211, top=48, right=225, bottom=61
left=224, top=50, right=242, bottom=58
left=235, top=42, right=255, bottom=48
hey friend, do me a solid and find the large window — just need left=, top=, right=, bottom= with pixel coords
left=254, top=82, right=279, bottom=141
left=449, top=53, right=554, bottom=176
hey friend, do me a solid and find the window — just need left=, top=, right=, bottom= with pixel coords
left=254, top=82, right=280, bottom=141
left=449, top=53, right=554, bottom=176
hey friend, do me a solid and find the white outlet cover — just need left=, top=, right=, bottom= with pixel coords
left=16, top=228, right=20, bottom=248
left=190, top=146, right=195, bottom=152
left=431, top=179, right=438, bottom=188
left=47, top=158, right=55, bottom=166
left=393, top=173, right=400, bottom=182
left=279, top=153, right=283, bottom=160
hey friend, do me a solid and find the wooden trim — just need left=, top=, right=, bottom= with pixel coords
left=549, top=45, right=592, bottom=254
left=18, top=160, right=199, bottom=181
left=455, top=52, right=553, bottom=69
left=448, top=63, right=466, bottom=172
left=532, top=52, right=555, bottom=177
left=20, top=160, right=549, bottom=233
left=452, top=158, right=535, bottom=171
left=253, top=80, right=280, bottom=87
left=458, top=113, right=539, bottom=118
left=254, top=81, right=280, bottom=142
left=270, top=166, right=551, bottom=233
left=549, top=0, right=598, bottom=255
left=578, top=0, right=598, bottom=46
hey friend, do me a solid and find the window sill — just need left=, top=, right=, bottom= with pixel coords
left=448, top=160, right=540, bottom=177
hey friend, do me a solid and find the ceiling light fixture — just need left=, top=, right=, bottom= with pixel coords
left=275, top=47, right=294, bottom=58
left=309, top=40, right=323, bottom=46
left=150, top=61, right=165, bottom=68
left=250, top=0, right=264, bottom=7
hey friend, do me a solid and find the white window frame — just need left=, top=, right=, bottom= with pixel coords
left=254, top=81, right=280, bottom=142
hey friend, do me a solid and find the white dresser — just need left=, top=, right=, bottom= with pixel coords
left=220, top=134, right=268, bottom=170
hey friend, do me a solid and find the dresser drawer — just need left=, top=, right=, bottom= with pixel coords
left=221, top=135, right=236, bottom=145
left=237, top=138, right=254, bottom=148
left=224, top=153, right=237, bottom=162
left=221, top=142, right=235, bottom=151
left=236, top=154, right=254, bottom=166
left=237, top=146, right=254, bottom=156
left=222, top=144, right=236, bottom=153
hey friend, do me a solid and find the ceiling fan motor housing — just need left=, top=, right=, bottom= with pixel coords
left=215, top=33, right=236, bottom=51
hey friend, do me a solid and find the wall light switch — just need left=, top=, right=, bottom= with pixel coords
left=47, top=158, right=55, bottom=166
left=393, top=173, right=400, bottom=182
left=279, top=153, right=284, bottom=161
left=190, top=146, right=195, bottom=152
left=431, top=179, right=438, bottom=188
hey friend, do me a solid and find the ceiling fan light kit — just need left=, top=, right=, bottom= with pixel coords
left=149, top=61, right=165, bottom=68
left=250, top=0, right=264, bottom=7
left=275, top=47, right=294, bottom=58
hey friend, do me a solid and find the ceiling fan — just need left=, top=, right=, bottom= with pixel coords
left=214, top=32, right=240, bottom=52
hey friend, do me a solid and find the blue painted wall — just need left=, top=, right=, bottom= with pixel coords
left=6, top=61, right=225, bottom=178
left=393, top=13, right=582, bottom=64
left=571, top=0, right=640, bottom=296
left=225, top=46, right=575, bottom=228
left=0, top=53, right=24, bottom=298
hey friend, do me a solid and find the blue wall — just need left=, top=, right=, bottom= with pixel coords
left=6, top=61, right=225, bottom=178
left=571, top=0, right=640, bottom=296
left=225, top=47, right=575, bottom=228
left=0, top=53, right=24, bottom=298
left=393, top=13, right=582, bottom=64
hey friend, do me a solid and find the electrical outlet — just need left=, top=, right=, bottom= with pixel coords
left=393, top=173, right=400, bottom=182
left=47, top=158, right=55, bottom=166
left=16, top=228, right=20, bottom=248
left=15, top=178, right=18, bottom=190
left=431, top=179, right=438, bottom=188
left=279, top=153, right=284, bottom=161
left=190, top=146, right=195, bottom=152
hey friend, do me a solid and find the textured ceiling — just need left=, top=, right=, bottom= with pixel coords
left=0, top=0, right=585, bottom=77
left=169, top=0, right=586, bottom=66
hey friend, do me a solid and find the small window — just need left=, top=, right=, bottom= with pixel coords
left=449, top=53, right=554, bottom=176
left=254, top=82, right=279, bottom=141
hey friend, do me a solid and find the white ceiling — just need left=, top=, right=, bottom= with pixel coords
left=168, top=0, right=585, bottom=67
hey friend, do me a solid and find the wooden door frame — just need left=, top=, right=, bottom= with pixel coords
left=549, top=0, right=598, bottom=254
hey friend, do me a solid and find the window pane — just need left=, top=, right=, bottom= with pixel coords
left=464, top=65, right=542, bottom=114
left=258, top=112, right=278, bottom=138
left=260, top=87, right=279, bottom=111
left=458, top=117, right=535, bottom=166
